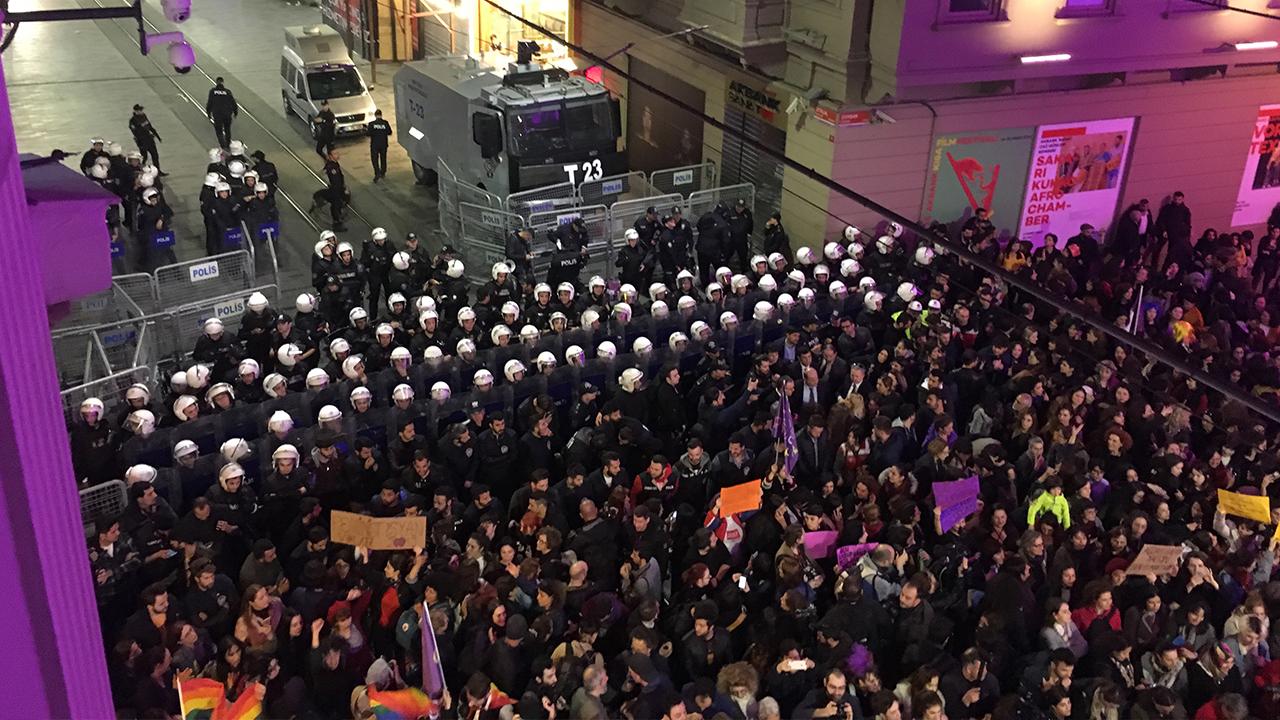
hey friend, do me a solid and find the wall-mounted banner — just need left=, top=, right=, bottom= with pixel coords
left=1231, top=104, right=1280, bottom=227
left=922, top=127, right=1035, bottom=238
left=1017, top=117, right=1135, bottom=246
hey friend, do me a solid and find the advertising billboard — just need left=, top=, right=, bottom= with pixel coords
left=1231, top=104, right=1280, bottom=227
left=922, top=126, right=1035, bottom=238
left=626, top=57, right=705, bottom=174
left=1017, top=117, right=1135, bottom=246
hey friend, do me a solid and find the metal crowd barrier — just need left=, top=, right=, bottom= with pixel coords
left=507, top=181, right=579, bottom=219
left=60, top=366, right=153, bottom=428
left=527, top=205, right=612, bottom=281
left=52, top=315, right=155, bottom=390
left=579, top=171, right=654, bottom=207
left=153, top=250, right=255, bottom=309
left=80, top=480, right=129, bottom=537
left=164, top=284, right=281, bottom=361
left=649, top=162, right=717, bottom=197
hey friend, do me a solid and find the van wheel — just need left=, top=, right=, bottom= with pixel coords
left=412, top=162, right=437, bottom=186
left=282, top=92, right=295, bottom=116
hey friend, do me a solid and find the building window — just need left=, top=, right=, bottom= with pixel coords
left=1057, top=0, right=1115, bottom=17
left=939, top=0, right=1004, bottom=22
left=1166, top=0, right=1225, bottom=12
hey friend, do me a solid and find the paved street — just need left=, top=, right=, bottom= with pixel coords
left=9, top=0, right=438, bottom=305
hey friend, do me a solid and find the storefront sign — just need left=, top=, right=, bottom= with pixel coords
left=922, top=127, right=1035, bottom=236
left=814, top=107, right=872, bottom=127
left=1017, top=117, right=1135, bottom=246
left=1230, top=104, right=1280, bottom=227
left=726, top=79, right=787, bottom=129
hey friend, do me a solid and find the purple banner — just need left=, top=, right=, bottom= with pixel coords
left=421, top=603, right=445, bottom=700
left=934, top=475, right=980, bottom=533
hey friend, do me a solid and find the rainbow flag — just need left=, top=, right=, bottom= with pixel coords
left=484, top=684, right=516, bottom=710
left=178, top=678, right=224, bottom=720
left=369, top=687, right=435, bottom=719
left=212, top=684, right=263, bottom=720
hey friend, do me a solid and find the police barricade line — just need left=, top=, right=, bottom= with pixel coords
left=52, top=314, right=161, bottom=389
left=153, top=250, right=255, bottom=309
left=605, top=193, right=684, bottom=246
left=52, top=334, right=98, bottom=389
left=578, top=171, right=654, bottom=207
left=506, top=181, right=578, bottom=220
left=686, top=184, right=757, bottom=240
left=60, top=366, right=153, bottom=429
left=167, top=285, right=281, bottom=364
left=526, top=205, right=611, bottom=281
left=55, top=283, right=142, bottom=332
left=686, top=183, right=758, bottom=276
left=458, top=203, right=526, bottom=283
left=649, top=161, right=717, bottom=197
left=80, top=480, right=128, bottom=535
left=238, top=222, right=258, bottom=264
left=112, top=273, right=158, bottom=316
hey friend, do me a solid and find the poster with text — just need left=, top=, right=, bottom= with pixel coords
left=626, top=57, right=705, bottom=174
left=922, top=127, right=1035, bottom=239
left=1017, top=117, right=1135, bottom=246
left=1231, top=105, right=1280, bottom=227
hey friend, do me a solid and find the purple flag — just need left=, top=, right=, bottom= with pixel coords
left=421, top=603, right=446, bottom=700
left=803, top=530, right=840, bottom=559
left=934, top=475, right=980, bottom=533
left=774, top=390, right=798, bottom=474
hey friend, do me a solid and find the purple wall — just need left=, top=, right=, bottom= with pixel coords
left=887, top=0, right=1280, bottom=91
left=0, top=52, right=115, bottom=719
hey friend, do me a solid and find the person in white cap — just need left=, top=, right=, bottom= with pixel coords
left=362, top=227, right=396, bottom=317
left=234, top=359, right=264, bottom=404
left=238, top=291, right=277, bottom=366
left=71, top=397, right=115, bottom=485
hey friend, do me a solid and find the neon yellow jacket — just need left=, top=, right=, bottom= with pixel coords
left=1027, top=491, right=1072, bottom=529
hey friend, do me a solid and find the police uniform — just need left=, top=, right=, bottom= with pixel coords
left=321, top=158, right=348, bottom=230
left=362, top=235, right=396, bottom=315
left=205, top=80, right=239, bottom=148
left=128, top=105, right=163, bottom=169
left=367, top=113, right=392, bottom=180
left=313, top=106, right=337, bottom=157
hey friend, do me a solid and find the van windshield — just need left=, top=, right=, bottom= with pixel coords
left=307, top=66, right=364, bottom=100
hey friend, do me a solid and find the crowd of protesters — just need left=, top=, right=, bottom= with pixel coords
left=68, top=189, right=1280, bottom=720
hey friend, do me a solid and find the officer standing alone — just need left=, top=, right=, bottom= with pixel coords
left=128, top=104, right=164, bottom=173
left=321, top=148, right=348, bottom=232
left=312, top=100, right=337, bottom=158
left=367, top=109, right=392, bottom=181
left=205, top=77, right=239, bottom=149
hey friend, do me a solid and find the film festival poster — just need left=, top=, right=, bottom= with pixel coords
left=922, top=127, right=1035, bottom=240
left=1018, top=117, right=1136, bottom=247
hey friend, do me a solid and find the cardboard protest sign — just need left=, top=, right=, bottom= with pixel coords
left=934, top=475, right=980, bottom=532
left=1218, top=489, right=1271, bottom=523
left=1125, top=544, right=1183, bottom=577
left=330, top=510, right=427, bottom=550
left=803, top=531, right=840, bottom=559
left=719, top=480, right=763, bottom=517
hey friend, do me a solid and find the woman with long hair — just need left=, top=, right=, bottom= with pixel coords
left=1041, top=598, right=1088, bottom=659
left=232, top=583, right=282, bottom=657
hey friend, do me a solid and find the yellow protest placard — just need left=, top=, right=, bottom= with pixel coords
left=1218, top=489, right=1272, bottom=524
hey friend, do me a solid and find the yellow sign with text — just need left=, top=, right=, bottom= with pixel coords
left=1218, top=489, right=1272, bottom=523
